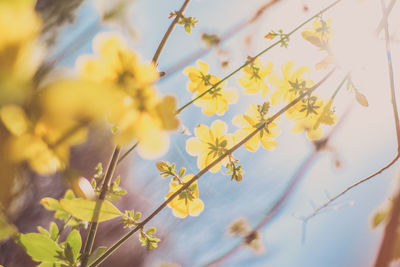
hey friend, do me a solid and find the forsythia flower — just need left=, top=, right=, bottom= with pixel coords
left=269, top=61, right=313, bottom=106
left=194, top=82, right=238, bottom=116
left=233, top=103, right=279, bottom=152
left=77, top=33, right=179, bottom=158
left=0, top=105, right=86, bottom=174
left=0, top=0, right=42, bottom=105
left=186, top=120, right=233, bottom=172
left=184, top=60, right=238, bottom=116
left=288, top=96, right=336, bottom=140
left=238, top=58, right=273, bottom=97
left=166, top=174, right=204, bottom=218
left=184, top=60, right=218, bottom=93
left=302, top=18, right=332, bottom=50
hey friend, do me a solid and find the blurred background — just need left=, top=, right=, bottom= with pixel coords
left=1, top=0, right=400, bottom=266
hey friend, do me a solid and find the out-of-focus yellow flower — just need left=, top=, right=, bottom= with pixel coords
left=238, top=58, right=273, bottom=97
left=269, top=61, right=313, bottom=106
left=0, top=0, right=42, bottom=105
left=0, top=104, right=87, bottom=174
left=183, top=60, right=219, bottom=93
left=287, top=97, right=336, bottom=140
left=233, top=103, right=279, bottom=152
left=77, top=33, right=179, bottom=158
left=166, top=174, right=204, bottom=218
left=301, top=18, right=332, bottom=50
left=186, top=120, right=233, bottom=173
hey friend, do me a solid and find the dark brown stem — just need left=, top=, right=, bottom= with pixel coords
left=81, top=146, right=121, bottom=267
left=374, top=0, right=400, bottom=265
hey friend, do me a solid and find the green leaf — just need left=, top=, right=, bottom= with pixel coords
left=179, top=168, right=186, bottom=177
left=87, top=246, right=107, bottom=266
left=65, top=230, right=81, bottom=261
left=49, top=222, right=59, bottom=241
left=146, top=227, right=156, bottom=236
left=16, top=233, right=62, bottom=262
left=60, top=198, right=123, bottom=222
left=37, top=226, right=49, bottom=237
left=40, top=197, right=62, bottom=211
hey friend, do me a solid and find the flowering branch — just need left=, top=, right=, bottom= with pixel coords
left=88, top=68, right=336, bottom=267
left=205, top=78, right=352, bottom=266
left=175, top=0, right=342, bottom=114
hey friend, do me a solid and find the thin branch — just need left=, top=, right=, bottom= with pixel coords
left=374, top=0, right=400, bottom=265
left=152, top=0, right=191, bottom=64
left=81, top=146, right=121, bottom=267
left=303, top=155, right=400, bottom=223
left=374, top=0, right=397, bottom=36
left=88, top=68, right=336, bottom=267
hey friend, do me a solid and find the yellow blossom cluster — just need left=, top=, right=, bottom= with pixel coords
left=77, top=33, right=179, bottom=158
left=165, top=174, right=204, bottom=218
left=183, top=27, right=337, bottom=174
left=184, top=60, right=238, bottom=116
left=0, top=0, right=180, bottom=209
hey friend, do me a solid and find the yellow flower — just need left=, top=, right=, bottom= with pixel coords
left=193, top=82, right=238, bottom=116
left=0, top=0, right=42, bottom=105
left=186, top=120, right=233, bottom=172
left=184, top=60, right=238, bottom=116
left=233, top=103, right=279, bottom=152
left=77, top=33, right=159, bottom=88
left=166, top=174, right=204, bottom=218
left=287, top=97, right=336, bottom=140
left=269, top=61, right=313, bottom=106
left=238, top=58, right=273, bottom=97
left=77, top=33, right=179, bottom=158
left=183, top=60, right=219, bottom=93
left=0, top=104, right=87, bottom=174
left=301, top=18, right=332, bottom=50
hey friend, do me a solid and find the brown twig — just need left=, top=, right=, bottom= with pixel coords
left=374, top=0, right=400, bottom=265
left=80, top=146, right=121, bottom=267
left=152, top=0, right=191, bottom=64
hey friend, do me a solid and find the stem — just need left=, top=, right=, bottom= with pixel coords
left=374, top=0, right=397, bottom=36
left=88, top=68, right=335, bottom=267
left=152, top=0, right=191, bottom=64
left=81, top=146, right=121, bottom=267
left=117, top=141, right=138, bottom=164
left=175, top=0, right=342, bottom=114
left=304, top=155, right=400, bottom=222
left=331, top=74, right=349, bottom=100
left=374, top=0, right=400, bottom=265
